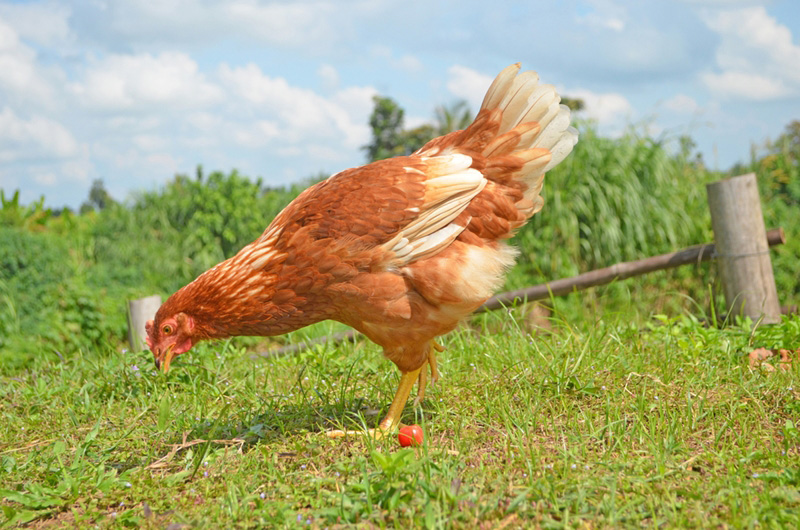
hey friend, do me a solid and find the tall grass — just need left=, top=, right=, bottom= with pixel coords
left=513, top=124, right=713, bottom=280
left=751, top=126, right=800, bottom=307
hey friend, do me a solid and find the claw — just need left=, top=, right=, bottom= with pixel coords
left=327, top=365, right=423, bottom=439
left=414, top=341, right=442, bottom=405
left=326, top=340, right=445, bottom=440
left=414, top=368, right=429, bottom=407
left=327, top=427, right=389, bottom=439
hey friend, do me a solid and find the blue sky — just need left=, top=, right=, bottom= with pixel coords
left=2, top=0, right=799, bottom=209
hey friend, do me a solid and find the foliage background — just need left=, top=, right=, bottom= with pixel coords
left=0, top=106, right=798, bottom=367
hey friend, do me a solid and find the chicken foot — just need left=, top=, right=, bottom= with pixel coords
left=414, top=341, right=443, bottom=406
left=327, top=340, right=442, bottom=439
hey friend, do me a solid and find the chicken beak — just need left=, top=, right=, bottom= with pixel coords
left=154, top=345, right=175, bottom=373
left=161, top=345, right=175, bottom=373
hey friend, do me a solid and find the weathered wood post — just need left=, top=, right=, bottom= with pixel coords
left=706, top=173, right=781, bottom=324
left=127, top=295, right=162, bottom=351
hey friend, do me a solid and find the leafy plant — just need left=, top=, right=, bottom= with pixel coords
left=0, top=423, right=131, bottom=526
left=0, top=190, right=52, bottom=229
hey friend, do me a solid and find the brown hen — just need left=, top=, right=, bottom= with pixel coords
left=146, top=64, right=578, bottom=436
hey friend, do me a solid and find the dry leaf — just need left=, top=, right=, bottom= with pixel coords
left=748, top=347, right=796, bottom=372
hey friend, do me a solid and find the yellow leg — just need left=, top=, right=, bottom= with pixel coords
left=327, top=341, right=444, bottom=439
left=377, top=366, right=423, bottom=431
left=327, top=366, right=422, bottom=439
left=414, top=341, right=443, bottom=406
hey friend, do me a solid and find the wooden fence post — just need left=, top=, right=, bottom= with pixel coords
left=706, top=173, right=781, bottom=324
left=127, top=295, right=162, bottom=351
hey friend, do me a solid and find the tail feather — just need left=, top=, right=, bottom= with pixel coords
left=483, top=122, right=540, bottom=158
left=480, top=65, right=577, bottom=210
left=418, top=63, right=577, bottom=241
left=479, top=63, right=523, bottom=111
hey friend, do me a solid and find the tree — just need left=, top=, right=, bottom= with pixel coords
left=363, top=96, right=407, bottom=162
left=759, top=120, right=800, bottom=205
left=80, top=179, right=115, bottom=214
left=363, top=91, right=587, bottom=165
left=363, top=97, right=476, bottom=163
left=561, top=97, right=585, bottom=112
left=774, top=120, right=800, bottom=154
left=434, top=100, right=473, bottom=135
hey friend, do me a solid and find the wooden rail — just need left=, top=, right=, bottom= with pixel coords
left=256, top=227, right=785, bottom=358
left=480, top=227, right=785, bottom=312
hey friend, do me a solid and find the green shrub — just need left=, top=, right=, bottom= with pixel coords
left=0, top=228, right=71, bottom=339
left=753, top=123, right=800, bottom=305
left=0, top=190, right=52, bottom=229
left=0, top=228, right=124, bottom=363
left=511, top=124, right=713, bottom=283
left=90, top=168, right=305, bottom=294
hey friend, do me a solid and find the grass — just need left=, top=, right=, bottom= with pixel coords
left=2, top=302, right=798, bottom=529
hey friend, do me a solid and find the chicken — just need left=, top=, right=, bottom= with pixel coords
left=146, top=63, right=578, bottom=437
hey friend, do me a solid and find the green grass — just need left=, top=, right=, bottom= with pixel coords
left=2, top=308, right=798, bottom=528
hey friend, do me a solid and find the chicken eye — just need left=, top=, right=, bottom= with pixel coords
left=162, top=325, right=173, bottom=335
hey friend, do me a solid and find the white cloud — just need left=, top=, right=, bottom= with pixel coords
left=60, top=152, right=93, bottom=183
left=71, top=52, right=222, bottom=110
left=0, top=0, right=796, bottom=208
left=132, top=134, right=170, bottom=152
left=578, top=0, right=627, bottom=32
left=0, top=17, right=56, bottom=104
left=222, top=1, right=339, bottom=47
left=33, top=172, right=57, bottom=186
left=233, top=120, right=282, bottom=149
left=370, top=46, right=424, bottom=74
left=318, top=64, right=340, bottom=90
left=701, top=71, right=791, bottom=100
left=218, top=63, right=374, bottom=148
left=0, top=107, right=79, bottom=163
left=682, top=0, right=763, bottom=6
left=69, top=0, right=344, bottom=51
left=395, top=54, right=423, bottom=73
left=701, top=6, right=800, bottom=99
left=0, top=2, right=72, bottom=48
left=445, top=65, right=493, bottom=110
left=568, top=88, right=634, bottom=131
left=445, top=65, right=634, bottom=132
left=662, top=93, right=701, bottom=114
left=219, top=63, right=293, bottom=106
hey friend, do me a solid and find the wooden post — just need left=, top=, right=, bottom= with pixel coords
left=127, top=295, right=162, bottom=351
left=706, top=173, right=781, bottom=324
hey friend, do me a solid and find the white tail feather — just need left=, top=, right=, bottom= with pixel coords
left=480, top=65, right=578, bottom=204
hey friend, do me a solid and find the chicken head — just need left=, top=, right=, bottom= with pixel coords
left=145, top=312, right=196, bottom=372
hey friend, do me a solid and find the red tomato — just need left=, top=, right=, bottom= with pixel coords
left=398, top=425, right=424, bottom=447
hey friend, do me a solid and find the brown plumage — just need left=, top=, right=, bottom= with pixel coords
left=146, top=63, right=578, bottom=435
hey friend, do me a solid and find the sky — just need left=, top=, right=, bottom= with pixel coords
left=1, top=0, right=799, bottom=210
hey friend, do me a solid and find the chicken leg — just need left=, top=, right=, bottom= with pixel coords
left=327, top=341, right=441, bottom=439
left=414, top=341, right=443, bottom=406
